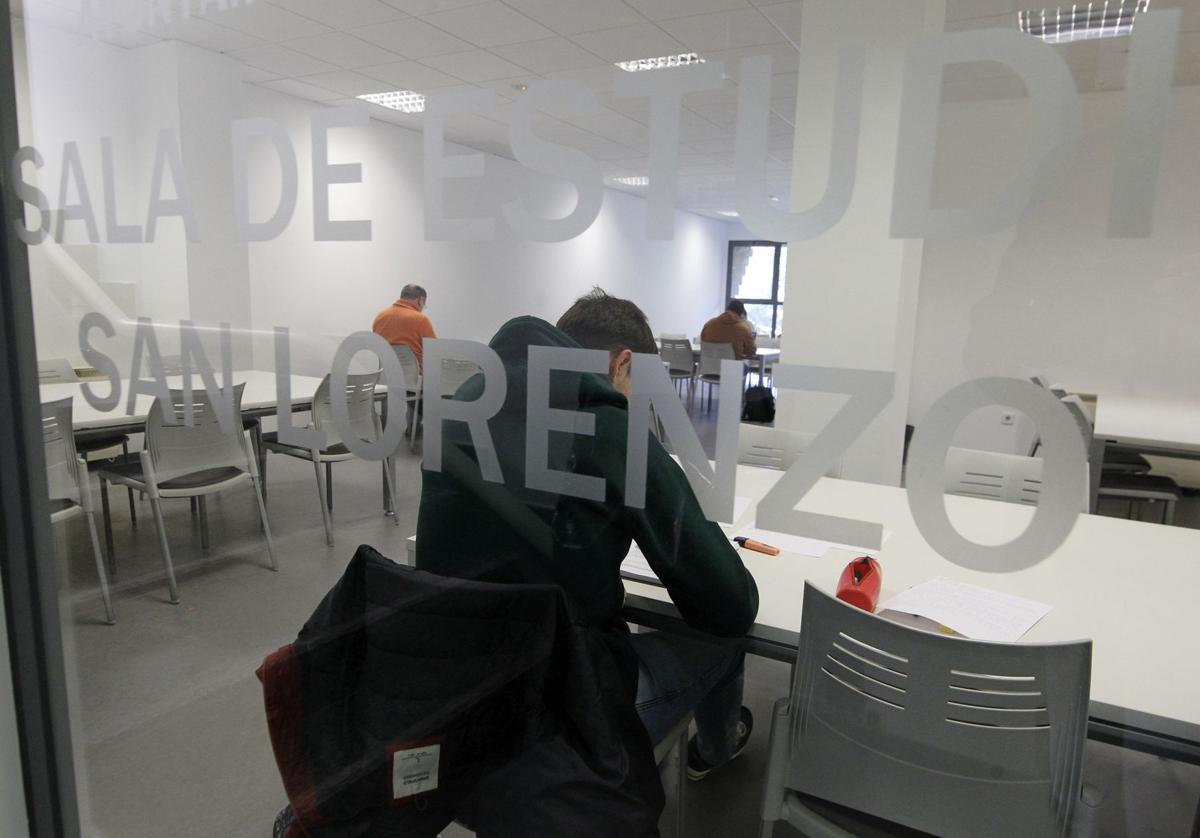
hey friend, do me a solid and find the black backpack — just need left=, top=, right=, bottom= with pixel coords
left=742, top=386, right=776, bottom=423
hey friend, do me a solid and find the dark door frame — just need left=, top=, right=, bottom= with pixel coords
left=0, top=2, right=84, bottom=835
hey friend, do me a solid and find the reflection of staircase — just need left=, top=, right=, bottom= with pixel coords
left=31, top=240, right=135, bottom=364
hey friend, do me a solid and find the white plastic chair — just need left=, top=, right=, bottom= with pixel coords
left=42, top=398, right=115, bottom=625
left=698, top=341, right=736, bottom=413
left=261, top=371, right=399, bottom=546
left=1058, top=396, right=1180, bottom=524
left=943, top=446, right=1051, bottom=507
left=392, top=345, right=423, bottom=452
left=737, top=425, right=842, bottom=477
left=440, top=358, right=481, bottom=397
left=39, top=356, right=138, bottom=528
left=759, top=583, right=1098, bottom=838
left=97, top=384, right=275, bottom=604
left=660, top=337, right=696, bottom=405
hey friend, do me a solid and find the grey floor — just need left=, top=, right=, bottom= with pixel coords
left=52, top=390, right=1200, bottom=837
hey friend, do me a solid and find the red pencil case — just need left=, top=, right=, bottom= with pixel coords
left=836, top=557, right=882, bottom=613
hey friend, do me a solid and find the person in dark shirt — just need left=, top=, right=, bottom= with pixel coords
left=416, top=288, right=758, bottom=783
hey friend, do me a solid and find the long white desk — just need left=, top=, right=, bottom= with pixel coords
left=621, top=465, right=1200, bottom=764
left=39, top=370, right=328, bottom=432
left=1093, top=394, right=1200, bottom=459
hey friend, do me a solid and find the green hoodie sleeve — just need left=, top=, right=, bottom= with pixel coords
left=619, top=430, right=760, bottom=638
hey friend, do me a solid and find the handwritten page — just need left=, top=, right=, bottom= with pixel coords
left=877, top=579, right=1052, bottom=642
left=620, top=545, right=662, bottom=586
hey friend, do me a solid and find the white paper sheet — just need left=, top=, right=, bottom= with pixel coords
left=620, top=545, right=662, bottom=586
left=876, top=579, right=1052, bottom=642
left=733, top=527, right=893, bottom=559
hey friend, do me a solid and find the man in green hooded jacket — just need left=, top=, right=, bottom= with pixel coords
left=416, top=288, right=759, bottom=787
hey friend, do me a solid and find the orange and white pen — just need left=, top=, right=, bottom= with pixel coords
left=733, top=536, right=780, bottom=556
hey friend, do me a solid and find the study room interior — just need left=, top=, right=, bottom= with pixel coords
left=2, top=0, right=1200, bottom=836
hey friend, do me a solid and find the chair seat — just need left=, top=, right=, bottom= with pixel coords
left=100, top=458, right=246, bottom=491
left=46, top=498, right=78, bottom=517
left=1099, top=473, right=1180, bottom=500
left=790, top=792, right=935, bottom=838
left=1102, top=446, right=1151, bottom=473
left=667, top=370, right=693, bottom=380
left=261, top=431, right=351, bottom=458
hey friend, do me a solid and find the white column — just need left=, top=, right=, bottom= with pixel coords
left=776, top=0, right=944, bottom=486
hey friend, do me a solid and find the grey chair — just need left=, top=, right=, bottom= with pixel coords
left=261, top=371, right=399, bottom=546
left=698, top=341, right=736, bottom=413
left=942, top=446, right=1071, bottom=508
left=98, top=384, right=276, bottom=604
left=42, top=398, right=115, bottom=625
left=392, top=345, right=423, bottom=452
left=1058, top=397, right=1180, bottom=524
left=737, top=424, right=844, bottom=477
left=39, top=357, right=138, bottom=528
left=759, top=583, right=1097, bottom=838
left=660, top=337, right=697, bottom=406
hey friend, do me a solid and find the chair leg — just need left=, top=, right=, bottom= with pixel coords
left=382, top=462, right=393, bottom=516
left=1164, top=498, right=1175, bottom=526
left=197, top=496, right=210, bottom=553
left=325, top=462, right=333, bottom=511
left=84, top=511, right=115, bottom=625
left=409, top=394, right=422, bottom=452
left=254, top=423, right=268, bottom=504
left=122, top=439, right=137, bottom=529
left=312, top=458, right=334, bottom=547
left=251, top=476, right=278, bottom=571
left=148, top=495, right=180, bottom=604
left=190, top=497, right=198, bottom=518
left=99, top=476, right=115, bottom=576
left=383, top=457, right=400, bottom=528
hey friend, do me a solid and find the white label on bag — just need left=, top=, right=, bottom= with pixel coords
left=392, top=744, right=441, bottom=800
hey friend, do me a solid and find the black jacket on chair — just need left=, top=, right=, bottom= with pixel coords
left=258, top=544, right=664, bottom=837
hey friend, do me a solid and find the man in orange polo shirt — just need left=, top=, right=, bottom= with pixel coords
left=372, top=284, right=436, bottom=371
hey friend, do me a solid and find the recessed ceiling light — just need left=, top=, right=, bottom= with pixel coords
left=615, top=53, right=705, bottom=73
left=1018, top=1, right=1150, bottom=44
left=513, top=83, right=529, bottom=92
left=769, top=195, right=781, bottom=202
left=715, top=211, right=739, bottom=218
left=611, top=176, right=649, bottom=186
left=356, top=90, right=425, bottom=114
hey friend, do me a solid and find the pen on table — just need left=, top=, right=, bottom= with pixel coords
left=733, top=536, right=780, bottom=556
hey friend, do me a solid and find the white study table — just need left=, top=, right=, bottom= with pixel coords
left=621, top=465, right=1200, bottom=764
left=38, top=370, right=329, bottom=433
left=1093, top=394, right=1200, bottom=459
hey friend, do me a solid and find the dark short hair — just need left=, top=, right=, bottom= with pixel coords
left=556, top=287, right=656, bottom=355
left=726, top=299, right=747, bottom=317
left=400, top=284, right=427, bottom=301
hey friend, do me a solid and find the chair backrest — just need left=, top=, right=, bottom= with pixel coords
left=144, top=384, right=248, bottom=483
left=1059, top=395, right=1094, bottom=445
left=42, top=398, right=81, bottom=505
left=699, top=341, right=734, bottom=377
left=783, top=582, right=1091, bottom=838
left=737, top=424, right=806, bottom=471
left=943, top=446, right=1046, bottom=506
left=311, top=371, right=382, bottom=450
left=440, top=358, right=481, bottom=396
left=391, top=345, right=422, bottom=394
left=659, top=338, right=695, bottom=375
left=38, top=358, right=78, bottom=384
left=658, top=332, right=687, bottom=341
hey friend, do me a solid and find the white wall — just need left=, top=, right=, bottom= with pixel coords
left=240, top=84, right=731, bottom=375
left=908, top=85, right=1200, bottom=453
left=17, top=17, right=732, bottom=374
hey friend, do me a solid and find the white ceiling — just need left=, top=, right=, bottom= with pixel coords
left=13, top=0, right=1200, bottom=219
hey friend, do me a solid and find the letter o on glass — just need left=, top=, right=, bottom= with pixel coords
left=330, top=331, right=407, bottom=461
left=905, top=377, right=1087, bottom=573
